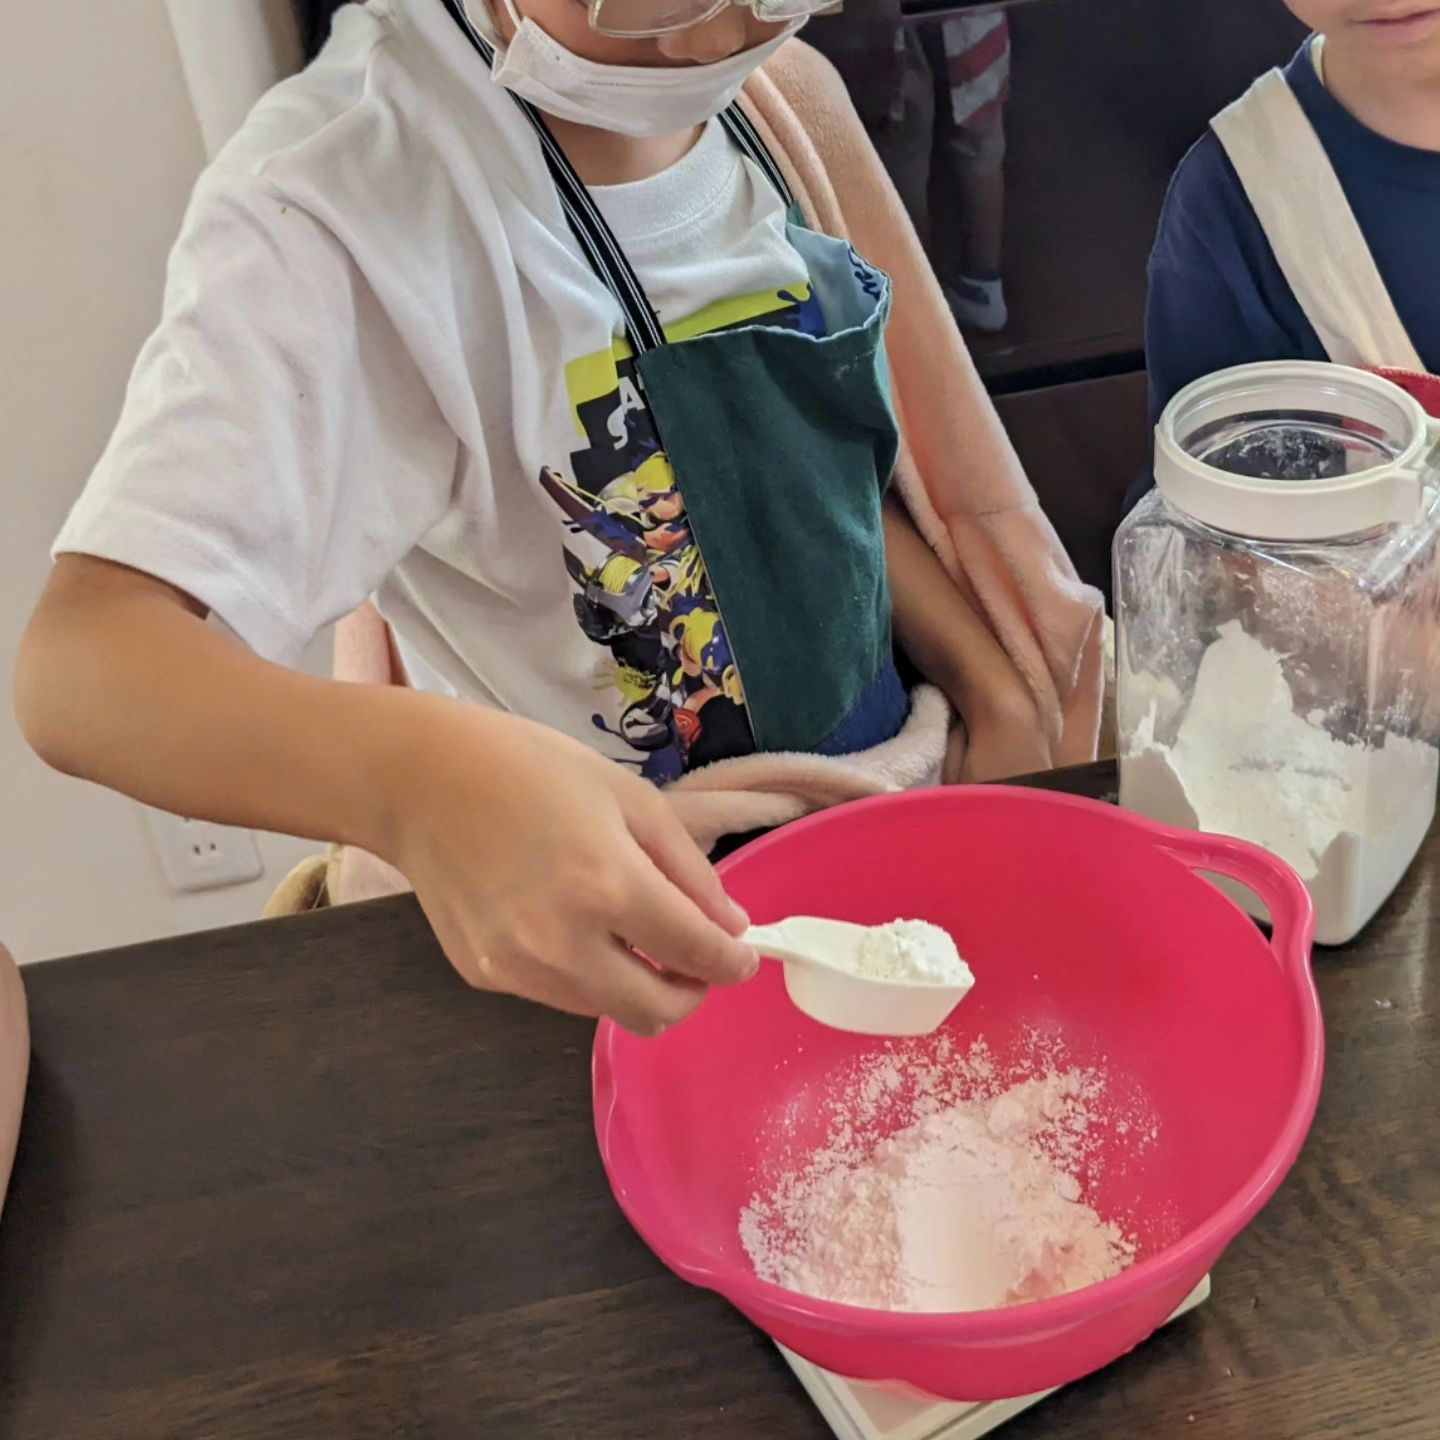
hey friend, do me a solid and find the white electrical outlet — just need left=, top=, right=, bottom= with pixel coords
left=142, top=809, right=265, bottom=894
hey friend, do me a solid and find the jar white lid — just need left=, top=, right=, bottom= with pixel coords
left=1155, top=361, right=1438, bottom=541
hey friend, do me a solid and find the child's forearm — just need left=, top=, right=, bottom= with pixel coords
left=16, top=555, right=757, bottom=1035
left=14, top=556, right=443, bottom=858
left=883, top=501, right=1034, bottom=728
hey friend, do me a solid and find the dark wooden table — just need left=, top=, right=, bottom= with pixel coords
left=2, top=765, right=1437, bottom=1439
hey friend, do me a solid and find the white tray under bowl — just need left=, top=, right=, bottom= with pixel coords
left=779, top=1275, right=1211, bottom=1440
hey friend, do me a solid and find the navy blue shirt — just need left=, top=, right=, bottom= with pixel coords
left=1145, top=38, right=1440, bottom=437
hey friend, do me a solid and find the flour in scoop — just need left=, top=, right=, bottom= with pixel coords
left=854, top=920, right=971, bottom=985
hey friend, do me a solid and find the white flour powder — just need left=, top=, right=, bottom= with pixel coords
left=854, top=920, right=971, bottom=985
left=740, top=1038, right=1143, bottom=1313
left=1122, top=622, right=1438, bottom=944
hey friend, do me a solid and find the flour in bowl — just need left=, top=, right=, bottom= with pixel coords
left=740, top=1040, right=1140, bottom=1312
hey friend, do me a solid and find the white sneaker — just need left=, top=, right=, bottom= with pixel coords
left=945, top=276, right=1008, bottom=334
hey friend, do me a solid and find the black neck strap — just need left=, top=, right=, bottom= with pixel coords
left=438, top=0, right=795, bottom=354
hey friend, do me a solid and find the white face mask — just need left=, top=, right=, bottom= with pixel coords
left=467, top=0, right=801, bottom=138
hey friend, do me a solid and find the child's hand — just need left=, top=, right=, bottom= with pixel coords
left=381, top=702, right=758, bottom=1035
left=945, top=715, right=1053, bottom=785
left=18, top=561, right=752, bottom=1039
left=944, top=683, right=1055, bottom=785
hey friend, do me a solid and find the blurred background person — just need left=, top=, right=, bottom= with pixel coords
left=809, top=2, right=1012, bottom=332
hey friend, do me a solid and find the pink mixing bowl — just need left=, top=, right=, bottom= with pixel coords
left=592, top=787, right=1324, bottom=1401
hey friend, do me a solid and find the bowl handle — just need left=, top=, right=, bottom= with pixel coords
left=1153, top=827, right=1317, bottom=979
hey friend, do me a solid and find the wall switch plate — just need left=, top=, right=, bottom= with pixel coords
left=142, top=809, right=265, bottom=894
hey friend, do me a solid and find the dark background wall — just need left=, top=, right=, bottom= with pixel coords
left=297, top=0, right=349, bottom=59
left=290, top=0, right=1306, bottom=594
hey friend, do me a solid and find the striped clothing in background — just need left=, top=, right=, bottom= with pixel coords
left=942, top=7, right=1012, bottom=130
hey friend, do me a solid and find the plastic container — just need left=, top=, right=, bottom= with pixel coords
left=1116, top=361, right=1440, bottom=945
left=592, top=787, right=1322, bottom=1402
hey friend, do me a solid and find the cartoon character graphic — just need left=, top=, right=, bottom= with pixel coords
left=667, top=596, right=752, bottom=769
left=541, top=454, right=745, bottom=782
left=544, top=280, right=827, bottom=779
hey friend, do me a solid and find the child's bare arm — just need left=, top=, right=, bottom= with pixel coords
left=883, top=501, right=1053, bottom=781
left=18, top=558, right=394, bottom=846
left=15, top=557, right=755, bottom=1033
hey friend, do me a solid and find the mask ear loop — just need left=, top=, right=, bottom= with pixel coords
left=460, top=0, right=506, bottom=47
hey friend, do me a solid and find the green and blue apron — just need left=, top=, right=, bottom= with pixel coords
left=442, top=0, right=907, bottom=764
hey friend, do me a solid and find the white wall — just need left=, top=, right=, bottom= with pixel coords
left=0, top=0, right=323, bottom=963
left=167, top=0, right=302, bottom=156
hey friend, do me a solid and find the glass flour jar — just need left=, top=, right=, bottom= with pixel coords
left=1115, top=362, right=1440, bottom=944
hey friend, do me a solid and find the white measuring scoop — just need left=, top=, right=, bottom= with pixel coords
left=744, top=917, right=975, bottom=1037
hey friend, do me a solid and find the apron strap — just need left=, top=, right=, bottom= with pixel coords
left=1211, top=55, right=1424, bottom=372
left=717, top=103, right=795, bottom=209
left=438, top=0, right=794, bottom=355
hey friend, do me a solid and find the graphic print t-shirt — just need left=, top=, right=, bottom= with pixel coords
left=543, top=234, right=825, bottom=781
left=52, top=0, right=824, bottom=779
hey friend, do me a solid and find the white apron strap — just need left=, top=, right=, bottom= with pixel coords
left=1211, top=61, right=1424, bottom=372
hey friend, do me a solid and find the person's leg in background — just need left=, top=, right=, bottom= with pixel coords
left=932, top=8, right=1012, bottom=333
left=805, top=4, right=936, bottom=238
left=883, top=27, right=940, bottom=242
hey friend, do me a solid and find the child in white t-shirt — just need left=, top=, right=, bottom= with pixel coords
left=16, top=0, right=1096, bottom=1034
